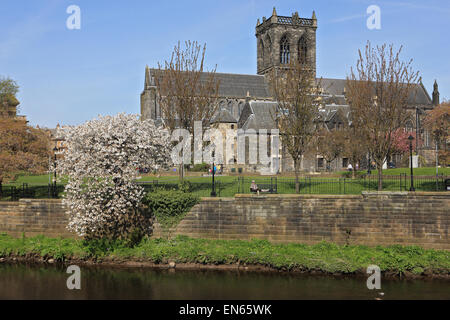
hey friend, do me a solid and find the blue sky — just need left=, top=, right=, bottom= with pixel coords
left=1, top=0, right=449, bottom=128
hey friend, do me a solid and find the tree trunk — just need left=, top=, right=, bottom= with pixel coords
left=377, top=163, right=383, bottom=191
left=179, top=164, right=184, bottom=181
left=294, top=158, right=300, bottom=194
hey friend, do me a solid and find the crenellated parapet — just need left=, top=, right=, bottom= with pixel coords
left=256, top=8, right=317, bottom=77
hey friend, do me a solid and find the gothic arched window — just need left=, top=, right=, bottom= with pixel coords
left=298, top=36, right=307, bottom=64
left=405, top=120, right=414, bottom=132
left=280, top=36, right=290, bottom=64
left=228, top=101, right=234, bottom=115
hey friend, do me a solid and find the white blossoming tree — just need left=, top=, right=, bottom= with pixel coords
left=57, top=113, right=172, bottom=239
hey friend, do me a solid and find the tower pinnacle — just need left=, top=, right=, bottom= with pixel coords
left=432, top=80, right=440, bottom=106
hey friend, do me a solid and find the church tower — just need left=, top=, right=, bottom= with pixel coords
left=140, top=66, right=159, bottom=120
left=256, top=7, right=318, bottom=77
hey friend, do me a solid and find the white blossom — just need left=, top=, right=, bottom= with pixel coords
left=57, top=113, right=172, bottom=239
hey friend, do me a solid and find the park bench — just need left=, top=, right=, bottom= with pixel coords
left=250, top=182, right=277, bottom=194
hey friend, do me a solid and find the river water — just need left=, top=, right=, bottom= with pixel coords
left=0, top=263, right=448, bottom=300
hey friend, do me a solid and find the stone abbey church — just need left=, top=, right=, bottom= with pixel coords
left=141, top=8, right=440, bottom=173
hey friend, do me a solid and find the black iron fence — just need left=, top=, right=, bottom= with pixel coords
left=0, top=174, right=448, bottom=201
left=0, top=183, right=65, bottom=201
left=137, top=180, right=227, bottom=198
left=236, top=175, right=448, bottom=195
left=137, top=175, right=448, bottom=197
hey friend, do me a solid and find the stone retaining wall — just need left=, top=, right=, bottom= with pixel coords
left=0, top=199, right=74, bottom=238
left=171, top=192, right=450, bottom=250
left=0, top=193, right=449, bottom=249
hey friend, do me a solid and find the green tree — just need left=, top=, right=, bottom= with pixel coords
left=0, top=76, right=20, bottom=106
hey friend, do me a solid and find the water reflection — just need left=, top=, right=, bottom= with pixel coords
left=0, top=263, right=448, bottom=300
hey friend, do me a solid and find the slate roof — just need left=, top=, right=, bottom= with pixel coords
left=318, top=105, right=351, bottom=126
left=319, top=78, right=432, bottom=106
left=211, top=107, right=238, bottom=124
left=147, top=68, right=431, bottom=106
left=321, top=95, right=347, bottom=106
left=241, top=101, right=278, bottom=130
left=149, top=69, right=272, bottom=99
left=214, top=72, right=272, bottom=98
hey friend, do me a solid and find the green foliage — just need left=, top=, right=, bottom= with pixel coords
left=178, top=180, right=192, bottom=193
left=189, top=163, right=211, bottom=172
left=81, top=238, right=127, bottom=257
left=341, top=171, right=367, bottom=179
left=124, top=228, right=146, bottom=248
left=0, top=234, right=449, bottom=275
left=0, top=76, right=19, bottom=105
left=142, top=190, right=199, bottom=235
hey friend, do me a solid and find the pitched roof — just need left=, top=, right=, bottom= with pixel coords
left=146, top=68, right=432, bottom=108
left=211, top=107, right=238, bottom=124
left=319, top=78, right=433, bottom=106
left=241, top=101, right=278, bottom=130
left=149, top=69, right=272, bottom=99
left=214, top=72, right=272, bottom=98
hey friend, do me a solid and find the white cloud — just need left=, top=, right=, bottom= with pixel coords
left=329, top=13, right=366, bottom=24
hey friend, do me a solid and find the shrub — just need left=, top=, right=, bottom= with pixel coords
left=178, top=180, right=192, bottom=193
left=341, top=171, right=367, bottom=179
left=142, top=190, right=199, bottom=237
left=189, top=163, right=211, bottom=172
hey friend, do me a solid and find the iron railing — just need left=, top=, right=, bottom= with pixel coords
left=1, top=174, right=447, bottom=201
left=0, top=183, right=64, bottom=201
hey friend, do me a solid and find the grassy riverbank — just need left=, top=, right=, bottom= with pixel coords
left=0, top=234, right=448, bottom=277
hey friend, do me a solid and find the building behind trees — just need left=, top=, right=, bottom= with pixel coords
left=141, top=8, right=440, bottom=173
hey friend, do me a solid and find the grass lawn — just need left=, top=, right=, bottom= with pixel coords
left=339, top=167, right=450, bottom=176
left=5, top=167, right=449, bottom=186
left=7, top=174, right=52, bottom=186
left=4, top=174, right=68, bottom=187
left=2, top=167, right=448, bottom=198
left=0, top=234, right=448, bottom=275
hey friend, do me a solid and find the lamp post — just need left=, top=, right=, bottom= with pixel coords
left=415, top=107, right=419, bottom=152
left=436, top=140, right=439, bottom=191
left=367, top=152, right=372, bottom=175
left=53, top=146, right=58, bottom=198
left=408, top=135, right=415, bottom=192
left=211, top=151, right=216, bottom=197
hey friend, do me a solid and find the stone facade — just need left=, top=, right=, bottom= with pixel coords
left=0, top=100, right=27, bottom=122
left=0, top=101, right=18, bottom=118
left=256, top=7, right=317, bottom=78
